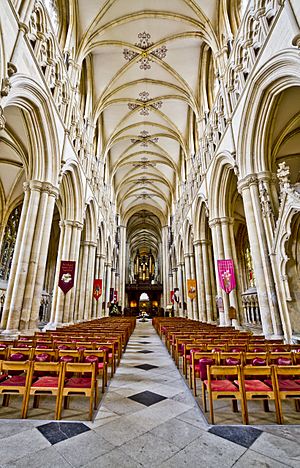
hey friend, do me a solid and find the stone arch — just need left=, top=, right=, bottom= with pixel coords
left=4, top=74, right=60, bottom=184
left=237, top=50, right=300, bottom=178
left=208, top=151, right=237, bottom=219
left=58, top=161, right=84, bottom=222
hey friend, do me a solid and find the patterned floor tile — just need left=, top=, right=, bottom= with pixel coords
left=37, top=422, right=90, bottom=445
left=128, top=390, right=167, bottom=406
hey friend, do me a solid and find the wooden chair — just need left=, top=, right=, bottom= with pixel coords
left=0, top=360, right=32, bottom=418
left=57, top=362, right=97, bottom=420
left=82, top=349, right=107, bottom=394
left=204, top=365, right=248, bottom=425
left=189, top=351, right=219, bottom=396
left=239, top=365, right=281, bottom=423
left=23, top=361, right=63, bottom=419
left=273, top=365, right=300, bottom=424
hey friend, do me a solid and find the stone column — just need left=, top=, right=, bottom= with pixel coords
left=220, top=217, right=242, bottom=328
left=84, top=242, right=97, bottom=321
left=193, top=240, right=206, bottom=322
left=162, top=226, right=170, bottom=309
left=177, top=263, right=184, bottom=317
left=2, top=181, right=59, bottom=333
left=104, top=262, right=112, bottom=316
left=119, top=225, right=126, bottom=310
left=28, top=184, right=59, bottom=330
left=239, top=177, right=282, bottom=337
left=98, top=254, right=106, bottom=317
left=49, top=220, right=83, bottom=327
left=92, top=253, right=100, bottom=319
left=209, top=219, right=230, bottom=326
left=63, top=222, right=82, bottom=324
left=1, top=183, right=30, bottom=330
left=184, top=253, right=193, bottom=319
left=76, top=241, right=89, bottom=321
left=201, top=240, right=215, bottom=323
left=189, top=253, right=198, bottom=320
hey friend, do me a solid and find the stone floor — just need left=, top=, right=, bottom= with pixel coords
left=0, top=320, right=300, bottom=467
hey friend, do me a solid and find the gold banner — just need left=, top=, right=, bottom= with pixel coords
left=187, top=279, right=196, bottom=300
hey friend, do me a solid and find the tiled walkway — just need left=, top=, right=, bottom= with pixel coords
left=0, top=320, right=300, bottom=467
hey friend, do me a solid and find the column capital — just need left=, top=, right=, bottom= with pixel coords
left=238, top=174, right=258, bottom=192
left=59, top=219, right=83, bottom=230
left=220, top=216, right=234, bottom=225
left=81, top=240, right=97, bottom=247
left=208, top=217, right=221, bottom=228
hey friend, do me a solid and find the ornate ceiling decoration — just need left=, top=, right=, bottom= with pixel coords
left=123, top=32, right=168, bottom=70
left=132, top=158, right=157, bottom=169
left=130, top=130, right=159, bottom=147
left=128, top=91, right=163, bottom=116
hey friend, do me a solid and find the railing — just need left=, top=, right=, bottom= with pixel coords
left=241, top=287, right=262, bottom=327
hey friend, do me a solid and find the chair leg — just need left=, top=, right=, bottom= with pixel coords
left=241, top=396, right=249, bottom=425
left=208, top=392, right=214, bottom=425
left=193, top=372, right=197, bottom=397
left=232, top=400, right=238, bottom=413
left=33, top=395, right=40, bottom=408
left=263, top=400, right=270, bottom=412
left=202, top=383, right=207, bottom=412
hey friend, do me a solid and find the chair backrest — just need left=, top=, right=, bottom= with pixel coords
left=7, top=348, right=33, bottom=360
left=244, top=352, right=268, bottom=365
left=207, top=364, right=242, bottom=385
left=268, top=352, right=294, bottom=365
left=58, top=349, right=82, bottom=362
left=274, top=365, right=300, bottom=383
left=32, top=349, right=58, bottom=361
left=219, top=352, right=243, bottom=366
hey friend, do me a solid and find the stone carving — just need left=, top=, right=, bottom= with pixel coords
left=1, top=62, right=17, bottom=97
left=0, top=106, right=6, bottom=130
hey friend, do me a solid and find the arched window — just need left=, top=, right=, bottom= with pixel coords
left=0, top=204, right=22, bottom=281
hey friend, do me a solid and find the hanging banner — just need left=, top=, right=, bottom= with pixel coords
left=217, top=259, right=236, bottom=294
left=109, top=287, right=114, bottom=303
left=113, top=290, right=118, bottom=303
left=170, top=290, right=174, bottom=304
left=187, top=279, right=197, bottom=300
left=93, top=279, right=102, bottom=301
left=58, top=261, right=76, bottom=294
left=173, top=288, right=180, bottom=303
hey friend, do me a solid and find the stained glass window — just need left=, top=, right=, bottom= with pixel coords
left=0, top=204, right=22, bottom=281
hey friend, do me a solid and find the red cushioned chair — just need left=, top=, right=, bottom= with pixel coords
left=57, top=362, right=97, bottom=420
left=273, top=365, right=300, bottom=424
left=204, top=365, right=247, bottom=425
left=239, top=365, right=281, bottom=423
left=23, top=361, right=64, bottom=419
left=82, top=349, right=107, bottom=396
left=189, top=351, right=218, bottom=397
left=0, top=360, right=32, bottom=417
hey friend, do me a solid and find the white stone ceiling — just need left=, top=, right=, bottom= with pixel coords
left=75, top=0, right=219, bottom=255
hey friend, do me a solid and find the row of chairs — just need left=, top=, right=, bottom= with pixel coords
left=0, top=317, right=135, bottom=419
left=0, top=359, right=99, bottom=420
left=202, top=364, right=300, bottom=425
left=154, top=317, right=300, bottom=425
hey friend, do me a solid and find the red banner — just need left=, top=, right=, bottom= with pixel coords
left=170, top=290, right=174, bottom=303
left=113, top=290, right=118, bottom=303
left=58, top=261, right=76, bottom=294
left=217, top=259, right=236, bottom=294
left=93, top=279, right=102, bottom=301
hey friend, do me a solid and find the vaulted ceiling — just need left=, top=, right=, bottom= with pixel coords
left=72, top=0, right=220, bottom=255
